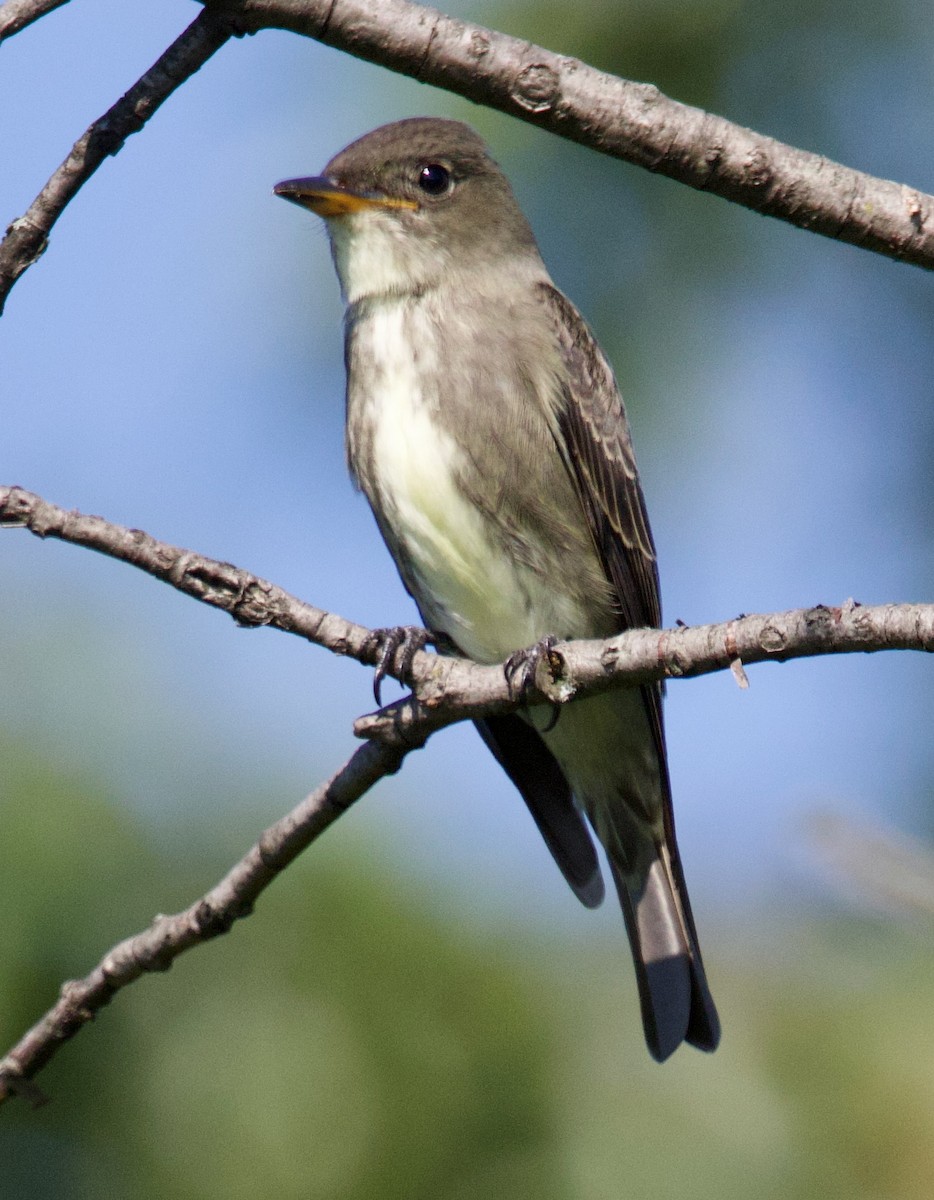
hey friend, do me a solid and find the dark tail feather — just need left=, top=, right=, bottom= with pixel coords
left=610, top=848, right=720, bottom=1062
left=475, top=715, right=605, bottom=908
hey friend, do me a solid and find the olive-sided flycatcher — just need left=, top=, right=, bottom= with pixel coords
left=275, top=118, right=719, bottom=1061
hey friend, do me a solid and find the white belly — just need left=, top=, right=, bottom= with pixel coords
left=359, top=305, right=588, bottom=664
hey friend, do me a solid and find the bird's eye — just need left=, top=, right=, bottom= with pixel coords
left=417, top=163, right=452, bottom=196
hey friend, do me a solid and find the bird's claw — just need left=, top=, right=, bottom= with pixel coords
left=365, top=625, right=432, bottom=706
left=504, top=635, right=563, bottom=731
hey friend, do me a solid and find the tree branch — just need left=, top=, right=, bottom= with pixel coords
left=0, top=9, right=232, bottom=314
left=4, top=486, right=934, bottom=743
left=204, top=0, right=934, bottom=271
left=0, top=737, right=412, bottom=1107
left=0, top=484, right=387, bottom=664
left=3, top=0, right=930, bottom=318
left=354, top=599, right=934, bottom=743
left=0, top=0, right=69, bottom=41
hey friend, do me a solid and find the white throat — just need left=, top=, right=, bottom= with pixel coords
left=327, top=210, right=432, bottom=303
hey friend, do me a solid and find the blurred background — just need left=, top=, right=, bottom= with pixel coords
left=2, top=0, right=934, bottom=1194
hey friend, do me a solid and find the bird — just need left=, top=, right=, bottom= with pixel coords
left=274, top=117, right=719, bottom=1061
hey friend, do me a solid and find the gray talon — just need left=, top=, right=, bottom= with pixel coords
left=367, top=626, right=432, bottom=705
left=504, top=635, right=562, bottom=725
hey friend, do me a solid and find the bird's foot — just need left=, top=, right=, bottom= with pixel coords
left=365, top=625, right=433, bottom=706
left=504, top=635, right=563, bottom=732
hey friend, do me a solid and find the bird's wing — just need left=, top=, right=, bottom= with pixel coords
left=537, top=278, right=691, bottom=904
left=537, top=283, right=666, bottom=764
left=538, top=283, right=661, bottom=634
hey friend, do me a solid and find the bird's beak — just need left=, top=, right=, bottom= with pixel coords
left=273, top=176, right=416, bottom=217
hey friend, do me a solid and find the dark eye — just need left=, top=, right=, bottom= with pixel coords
left=417, top=163, right=452, bottom=196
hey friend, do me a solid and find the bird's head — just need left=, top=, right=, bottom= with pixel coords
left=275, top=118, right=543, bottom=303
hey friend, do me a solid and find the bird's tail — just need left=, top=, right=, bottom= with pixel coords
left=539, top=687, right=719, bottom=1059
left=609, top=838, right=720, bottom=1062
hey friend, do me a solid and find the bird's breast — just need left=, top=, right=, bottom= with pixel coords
left=346, top=299, right=606, bottom=662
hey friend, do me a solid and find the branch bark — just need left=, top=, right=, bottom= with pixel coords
left=0, top=484, right=384, bottom=668
left=4, top=486, right=934, bottom=739
left=0, top=0, right=69, bottom=41
left=0, top=9, right=232, bottom=314
left=205, top=0, right=934, bottom=270
left=353, top=599, right=934, bottom=744
left=0, top=738, right=412, bottom=1107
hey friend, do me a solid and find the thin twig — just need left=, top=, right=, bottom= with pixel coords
left=0, top=485, right=372, bottom=653
left=0, top=738, right=412, bottom=1107
left=0, top=484, right=440, bottom=683
left=0, top=10, right=232, bottom=313
left=0, top=0, right=69, bottom=41
left=204, top=0, right=934, bottom=271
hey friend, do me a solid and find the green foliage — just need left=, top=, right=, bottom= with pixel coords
left=494, top=0, right=745, bottom=109
left=0, top=736, right=569, bottom=1199
left=4, top=735, right=934, bottom=1198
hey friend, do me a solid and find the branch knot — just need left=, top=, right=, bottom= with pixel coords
left=511, top=61, right=560, bottom=113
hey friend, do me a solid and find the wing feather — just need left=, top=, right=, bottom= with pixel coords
left=537, top=283, right=666, bottom=763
